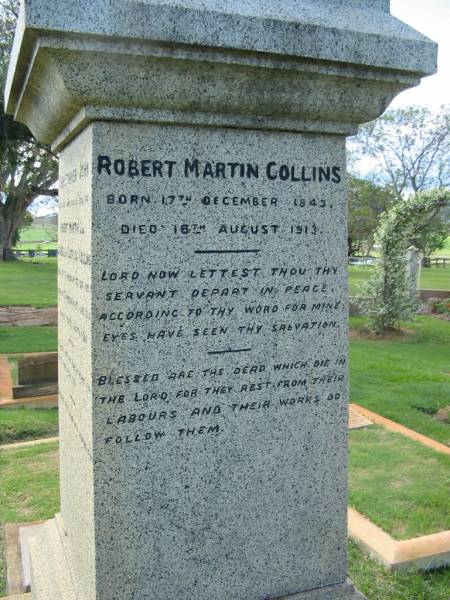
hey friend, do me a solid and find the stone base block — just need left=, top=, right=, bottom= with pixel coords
left=27, top=517, right=76, bottom=600
left=12, top=383, right=58, bottom=400
left=25, top=518, right=365, bottom=600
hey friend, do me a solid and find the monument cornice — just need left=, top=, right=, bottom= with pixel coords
left=5, top=0, right=437, bottom=150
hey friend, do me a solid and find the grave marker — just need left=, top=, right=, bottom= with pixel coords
left=6, top=1, right=436, bottom=598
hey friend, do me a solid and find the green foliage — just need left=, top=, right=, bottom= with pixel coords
left=0, top=441, right=60, bottom=523
left=360, top=190, right=450, bottom=332
left=0, top=0, right=58, bottom=260
left=412, top=206, right=450, bottom=257
left=0, top=0, right=17, bottom=86
left=429, top=299, right=450, bottom=315
left=0, top=440, right=60, bottom=595
left=11, top=209, right=33, bottom=245
left=347, top=176, right=394, bottom=255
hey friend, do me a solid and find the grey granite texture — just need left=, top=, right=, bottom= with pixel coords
left=56, top=126, right=96, bottom=600
left=86, top=122, right=349, bottom=599
left=5, top=2, right=435, bottom=599
left=26, top=119, right=359, bottom=599
left=24, top=521, right=364, bottom=599
left=5, top=1, right=437, bottom=148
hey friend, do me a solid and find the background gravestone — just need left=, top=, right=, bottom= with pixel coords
left=12, top=353, right=58, bottom=400
left=6, top=1, right=436, bottom=599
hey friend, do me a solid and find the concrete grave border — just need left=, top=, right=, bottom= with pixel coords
left=350, top=403, right=450, bottom=455
left=348, top=404, right=450, bottom=571
left=348, top=508, right=450, bottom=573
left=2, top=408, right=448, bottom=597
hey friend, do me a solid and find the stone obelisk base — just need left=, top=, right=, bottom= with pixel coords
left=27, top=517, right=76, bottom=600
left=25, top=518, right=365, bottom=600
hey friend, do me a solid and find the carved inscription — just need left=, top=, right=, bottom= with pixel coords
left=89, top=131, right=348, bottom=448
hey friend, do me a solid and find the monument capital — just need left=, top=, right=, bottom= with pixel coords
left=6, top=0, right=437, bottom=150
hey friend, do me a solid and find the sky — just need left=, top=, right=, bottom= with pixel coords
left=390, top=0, right=450, bottom=108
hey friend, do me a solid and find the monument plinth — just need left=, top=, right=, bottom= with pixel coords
left=6, top=1, right=436, bottom=599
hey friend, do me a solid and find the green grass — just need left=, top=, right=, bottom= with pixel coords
left=419, top=266, right=450, bottom=290
left=350, top=316, right=450, bottom=446
left=0, top=441, right=59, bottom=522
left=0, top=409, right=58, bottom=445
left=0, top=441, right=448, bottom=599
left=349, top=426, right=450, bottom=539
left=0, top=326, right=57, bottom=353
left=16, top=226, right=57, bottom=244
left=0, top=441, right=60, bottom=595
left=349, top=265, right=450, bottom=295
left=0, top=258, right=57, bottom=307
left=14, top=242, right=58, bottom=251
left=349, top=541, right=450, bottom=600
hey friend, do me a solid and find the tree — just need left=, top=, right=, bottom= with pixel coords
left=359, top=189, right=450, bottom=334
left=0, top=0, right=58, bottom=260
left=12, top=209, right=33, bottom=245
left=347, top=176, right=394, bottom=256
left=410, top=203, right=450, bottom=258
left=349, top=105, right=449, bottom=198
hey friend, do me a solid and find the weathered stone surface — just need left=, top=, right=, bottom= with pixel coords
left=28, top=517, right=77, bottom=600
left=0, top=307, right=57, bottom=327
left=17, top=353, right=58, bottom=386
left=5, top=1, right=436, bottom=149
left=12, top=383, right=58, bottom=399
left=47, top=117, right=353, bottom=600
left=5, top=1, right=436, bottom=600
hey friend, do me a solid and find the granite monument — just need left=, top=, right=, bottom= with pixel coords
left=5, top=1, right=436, bottom=598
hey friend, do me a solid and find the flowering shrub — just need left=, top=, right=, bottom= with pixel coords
left=359, top=189, right=450, bottom=333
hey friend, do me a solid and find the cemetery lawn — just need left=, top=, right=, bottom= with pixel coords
left=348, top=265, right=450, bottom=295
left=13, top=241, right=58, bottom=251
left=15, top=226, right=57, bottom=244
left=0, top=326, right=57, bottom=353
left=0, top=441, right=449, bottom=600
left=0, top=442, right=60, bottom=595
left=0, top=409, right=58, bottom=444
left=350, top=315, right=450, bottom=446
left=349, top=426, right=450, bottom=539
left=0, top=258, right=57, bottom=307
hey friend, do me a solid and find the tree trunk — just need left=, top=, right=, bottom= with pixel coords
left=0, top=212, right=20, bottom=261
left=0, top=216, right=6, bottom=262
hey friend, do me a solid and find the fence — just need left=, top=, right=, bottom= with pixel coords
left=421, top=257, right=449, bottom=268
left=14, top=249, right=58, bottom=258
